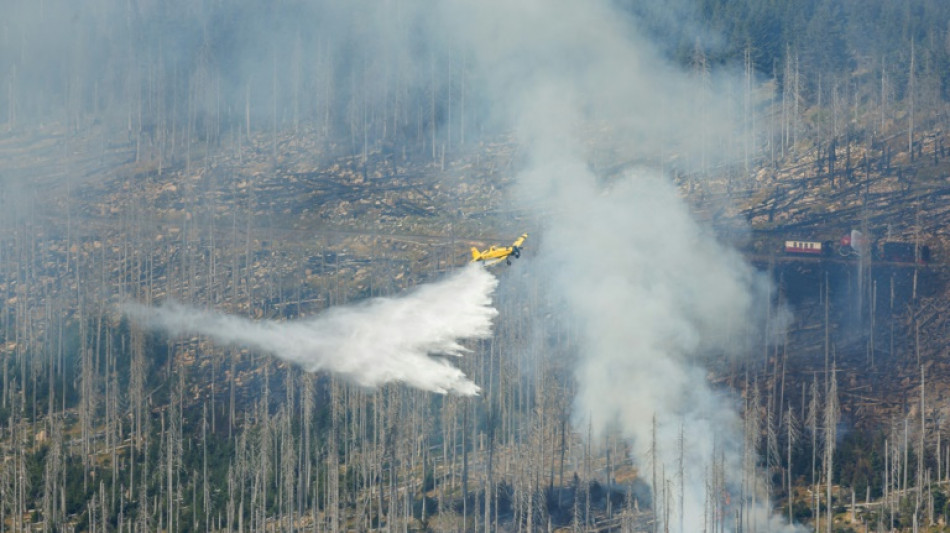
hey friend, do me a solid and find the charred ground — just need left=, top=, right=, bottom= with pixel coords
left=2, top=115, right=950, bottom=531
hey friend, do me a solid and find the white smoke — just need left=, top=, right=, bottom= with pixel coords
left=525, top=157, right=789, bottom=530
left=434, top=0, right=803, bottom=530
left=123, top=263, right=498, bottom=395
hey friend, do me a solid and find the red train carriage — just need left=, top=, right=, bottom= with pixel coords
left=784, top=240, right=833, bottom=257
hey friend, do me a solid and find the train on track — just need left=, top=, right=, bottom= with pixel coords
left=784, top=231, right=931, bottom=264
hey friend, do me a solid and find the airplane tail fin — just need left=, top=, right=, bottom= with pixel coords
left=471, top=247, right=481, bottom=261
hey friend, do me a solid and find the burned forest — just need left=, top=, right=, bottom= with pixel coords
left=3, top=0, right=950, bottom=532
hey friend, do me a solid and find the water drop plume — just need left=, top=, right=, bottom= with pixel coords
left=124, top=263, right=498, bottom=395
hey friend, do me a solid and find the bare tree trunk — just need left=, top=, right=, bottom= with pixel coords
left=825, top=366, right=838, bottom=533
left=787, top=406, right=797, bottom=526
left=908, top=40, right=916, bottom=160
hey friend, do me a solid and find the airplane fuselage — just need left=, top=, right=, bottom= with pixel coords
left=470, top=234, right=527, bottom=266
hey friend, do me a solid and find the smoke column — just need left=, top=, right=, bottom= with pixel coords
left=523, top=159, right=792, bottom=530
left=124, top=263, right=497, bottom=395
left=438, top=1, right=802, bottom=531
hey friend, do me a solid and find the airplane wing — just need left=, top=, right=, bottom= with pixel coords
left=512, top=234, right=528, bottom=248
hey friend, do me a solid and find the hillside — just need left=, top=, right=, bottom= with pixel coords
left=0, top=109, right=949, bottom=531
left=4, top=1, right=950, bottom=531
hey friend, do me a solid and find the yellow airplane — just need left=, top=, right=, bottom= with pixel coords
left=470, top=234, right=528, bottom=266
